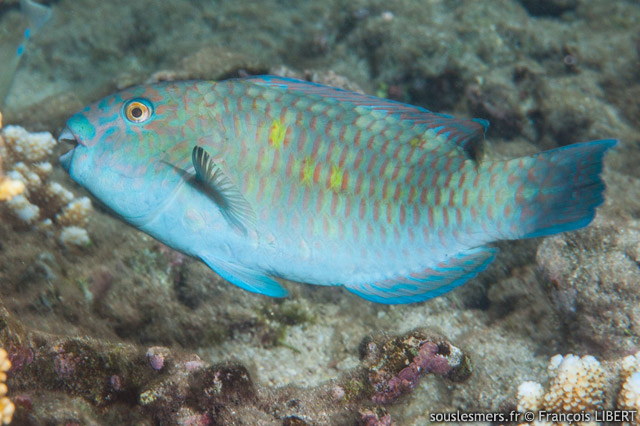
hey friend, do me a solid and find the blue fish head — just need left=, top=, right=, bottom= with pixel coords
left=59, top=82, right=195, bottom=226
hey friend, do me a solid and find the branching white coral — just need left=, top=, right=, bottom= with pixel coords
left=516, top=354, right=606, bottom=426
left=45, top=182, right=75, bottom=209
left=57, top=197, right=92, bottom=227
left=517, top=381, right=544, bottom=412
left=544, top=354, right=605, bottom=412
left=619, top=372, right=640, bottom=409
left=60, top=226, right=90, bottom=247
left=0, top=112, right=24, bottom=202
left=0, top=349, right=15, bottom=425
left=5, top=194, right=40, bottom=224
left=0, top=178, right=24, bottom=202
left=618, top=354, right=640, bottom=426
left=1, top=120, right=93, bottom=243
left=2, top=125, right=56, bottom=162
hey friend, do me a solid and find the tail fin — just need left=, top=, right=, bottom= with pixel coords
left=510, top=139, right=616, bottom=239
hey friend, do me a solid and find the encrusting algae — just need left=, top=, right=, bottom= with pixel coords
left=0, top=349, right=15, bottom=425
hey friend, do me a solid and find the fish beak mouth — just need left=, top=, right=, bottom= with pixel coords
left=58, top=127, right=80, bottom=172
left=58, top=127, right=82, bottom=146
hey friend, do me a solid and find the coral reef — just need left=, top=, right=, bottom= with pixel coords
left=618, top=354, right=640, bottom=426
left=0, top=349, right=14, bottom=425
left=359, top=330, right=471, bottom=404
left=517, top=354, right=605, bottom=419
left=516, top=352, right=640, bottom=426
left=0, top=0, right=639, bottom=424
left=543, top=354, right=605, bottom=413
left=358, top=408, right=392, bottom=426
left=536, top=215, right=640, bottom=358
left=0, top=297, right=469, bottom=424
left=0, top=112, right=24, bottom=202
left=0, top=120, right=92, bottom=247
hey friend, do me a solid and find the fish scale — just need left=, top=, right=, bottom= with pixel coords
left=59, top=75, right=616, bottom=304
left=211, top=82, right=484, bottom=259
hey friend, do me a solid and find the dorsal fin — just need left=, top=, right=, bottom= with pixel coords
left=244, top=75, right=488, bottom=160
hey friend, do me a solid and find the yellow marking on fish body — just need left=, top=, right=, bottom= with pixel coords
left=302, top=156, right=315, bottom=186
left=329, top=164, right=343, bottom=192
left=409, top=137, right=421, bottom=147
left=269, top=119, right=286, bottom=149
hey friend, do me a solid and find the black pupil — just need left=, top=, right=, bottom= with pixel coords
left=131, top=107, right=143, bottom=118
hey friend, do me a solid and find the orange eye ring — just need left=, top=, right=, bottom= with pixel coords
left=124, top=99, right=153, bottom=123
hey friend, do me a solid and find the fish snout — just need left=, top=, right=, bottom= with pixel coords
left=58, top=126, right=85, bottom=146
left=58, top=127, right=82, bottom=172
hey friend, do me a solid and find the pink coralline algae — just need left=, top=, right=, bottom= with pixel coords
left=372, top=342, right=450, bottom=404
left=7, top=344, right=34, bottom=372
left=146, top=346, right=171, bottom=371
left=180, top=412, right=212, bottom=426
left=360, top=409, right=392, bottom=426
left=361, top=330, right=471, bottom=405
left=184, top=358, right=206, bottom=372
left=54, top=350, right=80, bottom=378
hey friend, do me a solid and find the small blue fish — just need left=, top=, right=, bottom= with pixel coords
left=0, top=0, right=51, bottom=104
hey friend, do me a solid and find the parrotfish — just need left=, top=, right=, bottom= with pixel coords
left=58, top=76, right=616, bottom=304
left=0, top=0, right=51, bottom=105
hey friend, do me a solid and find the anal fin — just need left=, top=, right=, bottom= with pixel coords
left=345, top=246, right=497, bottom=304
left=200, top=254, right=288, bottom=298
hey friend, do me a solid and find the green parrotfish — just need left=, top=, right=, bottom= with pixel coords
left=58, top=76, right=616, bottom=304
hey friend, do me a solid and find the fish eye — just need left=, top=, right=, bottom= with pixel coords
left=123, top=99, right=153, bottom=123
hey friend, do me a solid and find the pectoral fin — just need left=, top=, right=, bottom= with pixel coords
left=192, top=145, right=256, bottom=234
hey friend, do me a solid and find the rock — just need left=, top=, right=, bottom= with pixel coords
left=533, top=76, right=602, bottom=146
left=360, top=329, right=472, bottom=404
left=466, top=82, right=524, bottom=139
left=536, top=215, right=640, bottom=358
left=0, top=300, right=469, bottom=424
left=178, top=46, right=266, bottom=80
left=518, top=0, right=578, bottom=17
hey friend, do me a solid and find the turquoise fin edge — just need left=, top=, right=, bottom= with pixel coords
left=200, top=254, right=288, bottom=298
left=345, top=246, right=497, bottom=304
